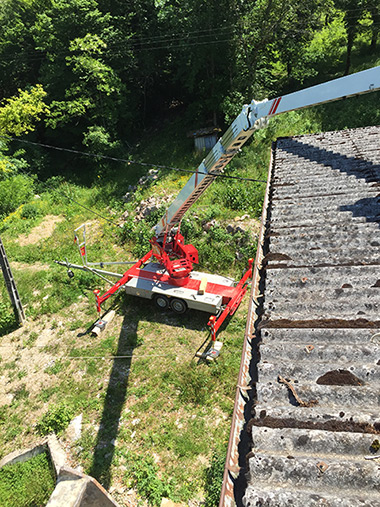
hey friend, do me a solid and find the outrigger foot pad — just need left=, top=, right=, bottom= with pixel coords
left=91, top=310, right=116, bottom=337
left=194, top=341, right=224, bottom=361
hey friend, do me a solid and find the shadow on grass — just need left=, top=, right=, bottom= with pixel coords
left=89, top=313, right=134, bottom=487
left=0, top=308, right=20, bottom=338
left=89, top=295, right=210, bottom=488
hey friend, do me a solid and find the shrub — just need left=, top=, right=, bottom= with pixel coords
left=0, top=174, right=34, bottom=217
left=0, top=302, right=17, bottom=336
left=125, top=453, right=172, bottom=506
left=119, top=218, right=154, bottom=258
left=218, top=180, right=264, bottom=217
left=37, top=403, right=74, bottom=436
left=20, top=202, right=41, bottom=219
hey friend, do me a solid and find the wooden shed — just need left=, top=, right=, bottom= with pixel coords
left=187, top=127, right=221, bottom=152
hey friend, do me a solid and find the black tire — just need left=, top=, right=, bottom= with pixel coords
left=170, top=298, right=187, bottom=314
left=153, top=294, right=169, bottom=310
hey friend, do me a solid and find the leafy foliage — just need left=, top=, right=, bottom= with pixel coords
left=0, top=302, right=17, bottom=336
left=0, top=4, right=379, bottom=505
left=163, top=362, right=215, bottom=405
left=218, top=181, right=264, bottom=216
left=204, top=448, right=227, bottom=507
left=125, top=453, right=172, bottom=506
left=0, top=85, right=49, bottom=136
left=0, top=175, right=34, bottom=217
left=37, top=403, right=74, bottom=435
left=0, top=0, right=378, bottom=181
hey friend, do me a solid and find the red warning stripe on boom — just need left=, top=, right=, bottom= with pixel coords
left=268, top=97, right=282, bottom=116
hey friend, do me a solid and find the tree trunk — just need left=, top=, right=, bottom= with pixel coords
left=370, top=9, right=379, bottom=52
left=344, top=28, right=354, bottom=76
left=370, top=30, right=378, bottom=50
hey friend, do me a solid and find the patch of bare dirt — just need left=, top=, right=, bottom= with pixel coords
left=10, top=261, right=50, bottom=272
left=0, top=324, right=60, bottom=407
left=17, top=215, right=65, bottom=246
left=0, top=299, right=95, bottom=407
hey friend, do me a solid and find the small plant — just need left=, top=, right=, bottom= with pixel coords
left=0, top=405, right=7, bottom=426
left=4, top=360, right=17, bottom=370
left=4, top=414, right=23, bottom=442
left=12, top=383, right=30, bottom=402
left=0, top=174, right=34, bottom=217
left=37, top=403, right=74, bottom=436
left=44, top=360, right=64, bottom=375
left=38, top=386, right=59, bottom=402
left=17, top=369, right=27, bottom=379
left=20, top=202, right=41, bottom=219
left=125, top=453, right=172, bottom=506
left=0, top=302, right=17, bottom=336
left=25, top=331, right=38, bottom=348
left=163, top=363, right=215, bottom=406
left=69, top=319, right=85, bottom=331
left=217, top=180, right=264, bottom=217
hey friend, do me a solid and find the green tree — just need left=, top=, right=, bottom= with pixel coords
left=158, top=0, right=238, bottom=125
left=0, top=85, right=48, bottom=217
left=0, top=84, right=49, bottom=135
left=334, top=0, right=367, bottom=75
left=0, top=0, right=42, bottom=98
left=366, top=0, right=380, bottom=52
left=33, top=0, right=121, bottom=132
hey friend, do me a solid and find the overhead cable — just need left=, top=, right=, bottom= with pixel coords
left=0, top=134, right=268, bottom=183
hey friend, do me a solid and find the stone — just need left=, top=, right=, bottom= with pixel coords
left=66, top=414, right=82, bottom=442
left=202, top=220, right=216, bottom=232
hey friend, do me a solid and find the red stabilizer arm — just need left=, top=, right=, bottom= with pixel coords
left=207, top=258, right=253, bottom=342
left=94, top=250, right=153, bottom=312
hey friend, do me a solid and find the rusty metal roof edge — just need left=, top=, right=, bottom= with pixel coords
left=219, top=142, right=275, bottom=507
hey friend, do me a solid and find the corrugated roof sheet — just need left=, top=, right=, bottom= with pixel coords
left=244, top=126, right=380, bottom=506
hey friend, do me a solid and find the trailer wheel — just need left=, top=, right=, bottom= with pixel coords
left=170, top=298, right=187, bottom=314
left=153, top=294, right=169, bottom=310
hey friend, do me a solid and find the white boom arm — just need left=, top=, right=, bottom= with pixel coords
left=155, top=66, right=380, bottom=237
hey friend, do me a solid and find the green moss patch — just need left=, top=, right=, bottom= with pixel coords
left=0, top=451, right=55, bottom=507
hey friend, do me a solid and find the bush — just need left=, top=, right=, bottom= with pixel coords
left=0, top=174, right=34, bottom=217
left=218, top=180, right=264, bottom=217
left=20, top=202, right=41, bottom=219
left=119, top=218, right=154, bottom=258
left=0, top=302, right=17, bottom=336
left=37, top=403, right=74, bottom=436
left=125, top=454, right=172, bottom=506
